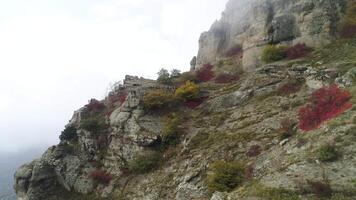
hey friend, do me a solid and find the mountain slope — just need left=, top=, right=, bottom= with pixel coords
left=13, top=0, right=356, bottom=199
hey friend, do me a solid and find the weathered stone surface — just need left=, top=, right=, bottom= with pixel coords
left=196, top=0, right=346, bottom=70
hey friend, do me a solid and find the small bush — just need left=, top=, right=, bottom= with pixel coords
left=80, top=116, right=107, bottom=134
left=162, top=113, right=182, bottom=146
left=214, top=73, right=239, bottom=84
left=175, top=81, right=200, bottom=101
left=59, top=126, right=77, bottom=141
left=129, top=152, right=162, bottom=174
left=262, top=45, right=287, bottom=63
left=246, top=145, right=262, bottom=157
left=286, top=43, right=312, bottom=59
left=176, top=71, right=198, bottom=84
left=183, top=97, right=207, bottom=109
left=307, top=180, right=332, bottom=198
left=225, top=45, right=243, bottom=57
left=143, top=90, right=177, bottom=111
left=278, top=119, right=296, bottom=139
left=277, top=79, right=303, bottom=96
left=196, top=63, right=215, bottom=82
left=89, top=170, right=112, bottom=185
left=298, top=85, right=352, bottom=131
left=317, top=144, right=339, bottom=162
left=207, top=160, right=245, bottom=192
left=86, top=99, right=106, bottom=113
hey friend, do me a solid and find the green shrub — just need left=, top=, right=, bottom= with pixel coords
left=59, top=126, right=78, bottom=141
left=317, top=144, right=339, bottom=162
left=157, top=68, right=172, bottom=85
left=80, top=116, right=106, bottom=134
left=262, top=45, right=287, bottom=63
left=129, top=152, right=162, bottom=174
left=175, top=81, right=200, bottom=101
left=143, top=90, right=177, bottom=111
left=162, top=113, right=183, bottom=146
left=207, top=160, right=245, bottom=192
left=176, top=71, right=198, bottom=84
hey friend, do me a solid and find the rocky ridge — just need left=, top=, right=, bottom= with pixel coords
left=14, top=0, right=356, bottom=200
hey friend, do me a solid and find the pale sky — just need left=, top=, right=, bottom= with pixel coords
left=0, top=0, right=227, bottom=152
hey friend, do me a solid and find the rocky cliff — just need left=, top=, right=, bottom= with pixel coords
left=14, top=0, right=356, bottom=200
left=195, top=0, right=347, bottom=71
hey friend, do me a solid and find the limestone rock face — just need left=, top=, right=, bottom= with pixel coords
left=195, top=0, right=346, bottom=71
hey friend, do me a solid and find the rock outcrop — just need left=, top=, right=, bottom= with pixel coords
left=195, top=0, right=347, bottom=71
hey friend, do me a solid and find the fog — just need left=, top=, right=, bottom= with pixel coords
left=0, top=0, right=227, bottom=153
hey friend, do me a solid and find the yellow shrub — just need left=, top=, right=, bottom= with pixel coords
left=175, top=81, right=200, bottom=101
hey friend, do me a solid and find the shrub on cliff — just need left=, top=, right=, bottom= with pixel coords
left=298, top=85, right=352, bottom=131
left=277, top=79, right=304, bottom=96
left=59, top=126, right=77, bottom=141
left=162, top=113, right=183, bottom=146
left=317, top=143, right=339, bottom=162
left=176, top=71, right=198, bottom=85
left=80, top=116, right=107, bottom=134
left=89, top=170, right=112, bottom=185
left=286, top=43, right=312, bottom=59
left=86, top=99, right=106, bottom=113
left=129, top=152, right=162, bottom=174
left=143, top=90, right=177, bottom=111
left=175, top=81, right=200, bottom=101
left=207, top=160, right=245, bottom=192
left=262, top=45, right=287, bottom=63
left=196, top=63, right=214, bottom=82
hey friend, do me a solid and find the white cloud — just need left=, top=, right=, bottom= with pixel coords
left=0, top=0, right=227, bottom=152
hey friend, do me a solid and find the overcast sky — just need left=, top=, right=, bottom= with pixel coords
left=0, top=0, right=227, bottom=153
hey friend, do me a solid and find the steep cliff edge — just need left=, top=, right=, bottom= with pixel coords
left=195, top=0, right=347, bottom=71
left=14, top=0, right=356, bottom=200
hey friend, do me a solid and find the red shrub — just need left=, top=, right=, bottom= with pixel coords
left=89, top=170, right=112, bottom=185
left=183, top=97, right=207, bottom=109
left=340, top=25, right=356, bottom=38
left=277, top=80, right=303, bottom=96
left=214, top=73, right=239, bottom=84
left=286, top=43, right=312, bottom=59
left=225, top=46, right=243, bottom=57
left=298, top=85, right=352, bottom=131
left=87, top=99, right=106, bottom=113
left=196, top=64, right=214, bottom=82
left=246, top=145, right=262, bottom=157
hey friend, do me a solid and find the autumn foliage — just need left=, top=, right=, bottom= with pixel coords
left=286, top=43, right=312, bottom=59
left=298, top=85, right=352, bottom=131
left=196, top=64, right=215, bottom=82
left=89, top=170, right=112, bottom=184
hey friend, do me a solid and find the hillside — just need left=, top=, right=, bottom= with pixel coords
left=14, top=0, right=356, bottom=200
